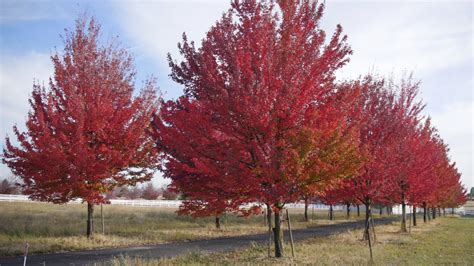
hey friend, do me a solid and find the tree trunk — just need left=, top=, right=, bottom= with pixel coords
left=363, top=202, right=372, bottom=241
left=401, top=196, right=407, bottom=232
left=387, top=206, right=390, bottom=215
left=304, top=198, right=309, bottom=222
left=215, top=216, right=221, bottom=229
left=346, top=202, right=351, bottom=219
left=357, top=205, right=360, bottom=217
left=365, top=203, right=370, bottom=226
left=412, top=206, right=417, bottom=226
left=423, top=202, right=427, bottom=223
left=443, top=208, right=446, bottom=217
left=451, top=208, right=455, bottom=215
left=438, top=207, right=441, bottom=217
left=87, top=202, right=94, bottom=238
left=273, top=210, right=283, bottom=258
left=379, top=206, right=383, bottom=216
left=363, top=201, right=374, bottom=260
left=363, top=203, right=375, bottom=241
left=432, top=207, right=436, bottom=219
left=329, top=205, right=334, bottom=220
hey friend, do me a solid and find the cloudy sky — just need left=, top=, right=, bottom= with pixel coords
left=1, top=0, right=472, bottom=189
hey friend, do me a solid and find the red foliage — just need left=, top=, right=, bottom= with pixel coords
left=378, top=76, right=425, bottom=207
left=151, top=0, right=352, bottom=217
left=333, top=76, right=397, bottom=209
left=2, top=16, right=160, bottom=205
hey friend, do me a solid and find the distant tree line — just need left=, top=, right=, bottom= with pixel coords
left=0, top=177, right=177, bottom=200
left=0, top=178, right=21, bottom=195
left=105, top=183, right=178, bottom=200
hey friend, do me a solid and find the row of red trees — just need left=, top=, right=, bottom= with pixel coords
left=149, top=0, right=467, bottom=257
left=2, top=0, right=467, bottom=258
left=317, top=77, right=467, bottom=232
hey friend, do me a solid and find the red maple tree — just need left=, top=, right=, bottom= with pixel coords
left=2, top=16, right=159, bottom=238
left=333, top=76, right=398, bottom=232
left=152, top=0, right=353, bottom=257
left=379, top=76, right=424, bottom=232
left=293, top=83, right=364, bottom=221
left=402, top=119, right=440, bottom=225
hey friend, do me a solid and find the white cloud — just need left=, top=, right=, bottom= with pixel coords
left=0, top=52, right=53, bottom=177
left=113, top=1, right=228, bottom=62
left=323, top=1, right=473, bottom=79
left=431, top=101, right=474, bottom=189
left=112, top=1, right=230, bottom=99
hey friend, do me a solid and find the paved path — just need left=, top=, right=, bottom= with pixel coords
left=0, top=217, right=397, bottom=266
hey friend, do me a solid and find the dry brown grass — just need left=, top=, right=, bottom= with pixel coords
left=0, top=201, right=356, bottom=256
left=106, top=215, right=473, bottom=265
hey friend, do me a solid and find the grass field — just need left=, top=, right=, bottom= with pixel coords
left=0, top=201, right=356, bottom=256
left=111, top=216, right=473, bottom=265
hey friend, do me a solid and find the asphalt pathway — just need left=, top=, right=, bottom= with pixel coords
left=0, top=217, right=397, bottom=266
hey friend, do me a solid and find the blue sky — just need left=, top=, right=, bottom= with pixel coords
left=1, top=0, right=473, bottom=189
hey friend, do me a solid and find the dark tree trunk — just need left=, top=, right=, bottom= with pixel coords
left=363, top=202, right=372, bottom=241
left=443, top=208, right=446, bottom=217
left=273, top=211, right=283, bottom=258
left=432, top=207, right=436, bottom=219
left=387, top=206, right=390, bottom=215
left=87, top=202, right=94, bottom=238
left=357, top=205, right=360, bottom=217
left=401, top=196, right=407, bottom=232
left=329, top=205, right=334, bottom=220
left=413, top=206, right=417, bottom=226
left=438, top=207, right=441, bottom=217
left=451, top=208, right=455, bottom=214
left=304, top=198, right=309, bottom=222
left=215, top=216, right=221, bottom=229
left=379, top=206, right=383, bottom=216
left=346, top=202, right=351, bottom=219
left=423, top=202, right=427, bottom=223
left=365, top=203, right=370, bottom=226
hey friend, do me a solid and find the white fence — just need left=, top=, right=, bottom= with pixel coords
left=1, top=194, right=465, bottom=214
left=0, top=194, right=182, bottom=208
left=286, top=202, right=343, bottom=210
left=109, top=199, right=182, bottom=208
left=0, top=194, right=31, bottom=202
left=0, top=194, right=339, bottom=209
